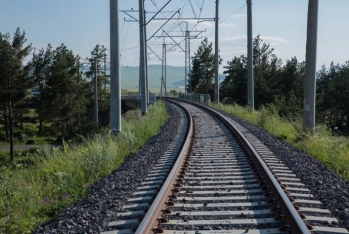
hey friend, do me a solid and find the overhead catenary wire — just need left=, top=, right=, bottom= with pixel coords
left=190, top=0, right=205, bottom=31
left=220, top=3, right=246, bottom=24
left=205, top=3, right=247, bottom=36
left=188, top=0, right=197, bottom=18
left=121, top=0, right=207, bottom=67
left=121, top=14, right=132, bottom=57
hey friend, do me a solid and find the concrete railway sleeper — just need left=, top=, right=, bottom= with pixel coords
left=102, top=100, right=349, bottom=234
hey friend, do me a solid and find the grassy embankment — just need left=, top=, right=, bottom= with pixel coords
left=0, top=101, right=169, bottom=233
left=211, top=103, right=349, bottom=181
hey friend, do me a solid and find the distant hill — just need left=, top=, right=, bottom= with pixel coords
left=121, top=65, right=185, bottom=90
left=121, top=65, right=226, bottom=91
left=172, top=74, right=226, bottom=88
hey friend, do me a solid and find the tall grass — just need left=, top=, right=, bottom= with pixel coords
left=0, top=101, right=169, bottom=233
left=211, top=103, right=349, bottom=181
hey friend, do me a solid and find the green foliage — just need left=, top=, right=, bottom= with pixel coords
left=0, top=101, right=169, bottom=232
left=221, top=35, right=283, bottom=108
left=256, top=105, right=268, bottom=128
left=0, top=28, right=33, bottom=161
left=316, top=62, right=349, bottom=134
left=169, top=90, right=178, bottom=97
left=85, top=44, right=110, bottom=125
left=211, top=103, right=349, bottom=182
left=188, top=37, right=222, bottom=100
left=220, top=35, right=349, bottom=137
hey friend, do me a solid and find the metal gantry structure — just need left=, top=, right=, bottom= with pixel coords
left=120, top=2, right=210, bottom=103
left=154, top=27, right=205, bottom=94
left=109, top=0, right=319, bottom=133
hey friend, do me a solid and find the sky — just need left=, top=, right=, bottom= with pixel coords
left=1, top=0, right=349, bottom=74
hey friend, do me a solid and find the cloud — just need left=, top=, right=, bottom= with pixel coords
left=218, top=35, right=288, bottom=45
left=220, top=36, right=246, bottom=42
left=261, top=36, right=288, bottom=44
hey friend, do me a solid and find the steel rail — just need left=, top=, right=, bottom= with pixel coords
left=168, top=98, right=311, bottom=234
left=135, top=100, right=194, bottom=234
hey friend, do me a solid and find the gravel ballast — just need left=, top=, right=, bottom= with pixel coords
left=218, top=109, right=349, bottom=230
left=36, top=101, right=349, bottom=233
left=36, top=103, right=181, bottom=233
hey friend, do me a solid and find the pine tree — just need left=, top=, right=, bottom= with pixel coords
left=0, top=28, right=32, bottom=161
left=221, top=55, right=247, bottom=105
left=45, top=44, right=90, bottom=137
left=85, top=45, right=110, bottom=125
left=188, top=37, right=222, bottom=100
left=28, top=44, right=53, bottom=133
left=221, top=35, right=282, bottom=109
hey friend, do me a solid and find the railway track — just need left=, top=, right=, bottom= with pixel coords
left=102, top=99, right=349, bottom=234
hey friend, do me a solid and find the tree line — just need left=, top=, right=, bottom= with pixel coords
left=0, top=28, right=110, bottom=160
left=188, top=36, right=349, bottom=135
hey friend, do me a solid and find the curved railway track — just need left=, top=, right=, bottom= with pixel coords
left=102, top=99, right=349, bottom=234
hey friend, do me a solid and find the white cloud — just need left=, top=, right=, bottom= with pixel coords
left=260, top=36, right=288, bottom=44
left=220, top=36, right=246, bottom=42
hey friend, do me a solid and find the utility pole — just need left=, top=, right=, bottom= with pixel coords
left=104, top=52, right=107, bottom=94
left=303, top=0, right=319, bottom=133
left=183, top=22, right=191, bottom=93
left=247, top=0, right=254, bottom=111
left=94, top=58, right=98, bottom=123
left=214, top=0, right=219, bottom=103
left=110, top=0, right=121, bottom=133
left=139, top=0, right=147, bottom=115
left=144, top=10, right=149, bottom=106
left=161, top=38, right=167, bottom=96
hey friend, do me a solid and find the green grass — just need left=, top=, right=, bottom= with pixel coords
left=211, top=103, right=349, bottom=181
left=0, top=101, right=169, bottom=233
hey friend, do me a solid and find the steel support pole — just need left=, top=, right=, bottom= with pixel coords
left=144, top=9, right=149, bottom=105
left=214, top=0, right=219, bottom=103
left=247, top=0, right=254, bottom=111
left=188, top=36, right=191, bottom=93
left=185, top=31, right=188, bottom=94
left=139, top=0, right=147, bottom=114
left=303, top=0, right=319, bottom=133
left=161, top=39, right=167, bottom=97
left=94, top=58, right=98, bottom=123
left=110, top=0, right=121, bottom=132
left=104, top=53, right=107, bottom=93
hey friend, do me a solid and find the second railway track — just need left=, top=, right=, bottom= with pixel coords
left=103, top=99, right=349, bottom=234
